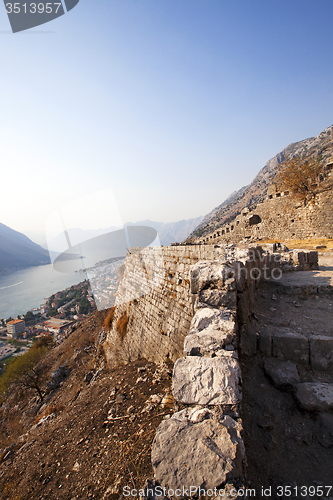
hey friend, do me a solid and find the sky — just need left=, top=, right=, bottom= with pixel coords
left=1, top=0, right=333, bottom=241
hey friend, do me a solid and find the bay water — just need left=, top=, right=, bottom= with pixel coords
left=0, top=265, right=87, bottom=319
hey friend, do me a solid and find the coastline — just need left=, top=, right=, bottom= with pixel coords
left=0, top=265, right=87, bottom=319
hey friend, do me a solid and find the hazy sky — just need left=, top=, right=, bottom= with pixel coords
left=1, top=0, right=333, bottom=239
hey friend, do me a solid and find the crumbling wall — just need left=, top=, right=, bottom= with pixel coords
left=103, top=245, right=317, bottom=368
left=150, top=248, right=318, bottom=494
left=198, top=174, right=333, bottom=244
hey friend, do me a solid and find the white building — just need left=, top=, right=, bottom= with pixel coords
left=7, top=319, right=26, bottom=338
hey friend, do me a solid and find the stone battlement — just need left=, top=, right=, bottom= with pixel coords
left=197, top=168, right=333, bottom=244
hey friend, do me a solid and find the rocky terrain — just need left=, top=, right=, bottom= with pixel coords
left=0, top=311, right=176, bottom=500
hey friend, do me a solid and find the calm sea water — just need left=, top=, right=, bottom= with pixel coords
left=0, top=265, right=87, bottom=319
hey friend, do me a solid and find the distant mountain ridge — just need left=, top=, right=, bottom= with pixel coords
left=125, top=217, right=204, bottom=246
left=0, top=223, right=50, bottom=273
left=191, top=124, right=333, bottom=239
left=45, top=216, right=204, bottom=252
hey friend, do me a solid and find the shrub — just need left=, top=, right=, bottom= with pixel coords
left=274, top=155, right=323, bottom=201
left=116, top=312, right=129, bottom=340
left=0, top=338, right=54, bottom=403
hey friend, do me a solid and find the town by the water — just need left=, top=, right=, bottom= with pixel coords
left=0, top=263, right=122, bottom=372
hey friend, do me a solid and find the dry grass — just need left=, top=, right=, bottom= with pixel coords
left=34, top=404, right=64, bottom=425
left=102, top=411, right=168, bottom=491
left=260, top=238, right=333, bottom=251
left=116, top=312, right=129, bottom=340
left=104, top=306, right=116, bottom=331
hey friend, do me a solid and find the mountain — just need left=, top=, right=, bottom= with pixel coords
left=0, top=223, right=51, bottom=273
left=190, top=124, right=333, bottom=239
left=125, top=217, right=204, bottom=246
left=46, top=216, right=204, bottom=252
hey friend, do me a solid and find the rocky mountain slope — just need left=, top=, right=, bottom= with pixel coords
left=0, top=310, right=175, bottom=499
left=190, top=124, right=333, bottom=239
left=0, top=223, right=50, bottom=273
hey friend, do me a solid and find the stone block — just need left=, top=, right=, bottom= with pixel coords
left=318, top=284, right=333, bottom=294
left=184, top=325, right=235, bottom=357
left=237, top=290, right=251, bottom=325
left=197, top=288, right=237, bottom=310
left=190, top=308, right=236, bottom=335
left=151, top=411, right=244, bottom=492
left=172, top=354, right=241, bottom=405
left=293, top=251, right=306, bottom=265
left=310, top=336, right=333, bottom=372
left=189, top=261, right=212, bottom=294
left=272, top=331, right=309, bottom=364
left=264, top=358, right=300, bottom=389
left=306, top=251, right=318, bottom=265
left=189, top=262, right=235, bottom=295
left=295, top=383, right=333, bottom=412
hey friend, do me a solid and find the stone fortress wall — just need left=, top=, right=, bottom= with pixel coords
left=103, top=244, right=319, bottom=494
left=198, top=162, right=333, bottom=245
left=103, top=245, right=317, bottom=368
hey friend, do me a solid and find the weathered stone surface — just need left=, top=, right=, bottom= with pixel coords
left=197, top=286, right=237, bottom=310
left=105, top=247, right=234, bottom=367
left=264, top=358, right=300, bottom=389
left=310, top=335, right=333, bottom=372
left=295, top=383, right=333, bottom=411
left=190, top=261, right=214, bottom=294
left=172, top=355, right=241, bottom=405
left=272, top=331, right=309, bottom=364
left=184, top=325, right=234, bottom=357
left=190, top=262, right=235, bottom=294
left=315, top=413, right=333, bottom=448
left=47, top=365, right=69, bottom=390
left=170, top=406, right=215, bottom=423
left=151, top=411, right=244, bottom=492
left=189, top=308, right=236, bottom=335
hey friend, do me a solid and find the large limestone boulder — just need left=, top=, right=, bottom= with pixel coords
left=172, top=354, right=241, bottom=405
left=184, top=325, right=234, bottom=357
left=189, top=308, right=236, bottom=336
left=195, top=284, right=237, bottom=311
left=151, top=410, right=244, bottom=493
left=190, top=262, right=235, bottom=294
